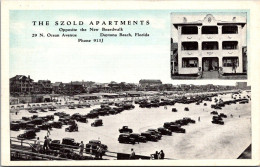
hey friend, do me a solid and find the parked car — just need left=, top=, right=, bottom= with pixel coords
left=219, top=113, right=227, bottom=118
left=172, top=108, right=177, bottom=112
left=38, top=123, right=52, bottom=130
left=51, top=121, right=63, bottom=129
left=146, top=130, right=162, bottom=140
left=168, top=125, right=186, bottom=133
left=10, top=122, right=20, bottom=131
left=129, top=133, right=147, bottom=143
left=210, top=111, right=218, bottom=115
left=140, top=132, right=158, bottom=142
left=157, top=127, right=172, bottom=136
left=65, top=124, right=78, bottom=132
left=91, top=119, right=103, bottom=127
left=212, top=117, right=224, bottom=125
left=184, top=107, right=189, bottom=111
left=17, top=130, right=36, bottom=139
left=118, top=133, right=136, bottom=144
left=49, top=140, right=61, bottom=150
left=61, top=138, right=80, bottom=148
left=183, top=117, right=196, bottom=124
left=119, top=126, right=133, bottom=133
left=85, top=140, right=108, bottom=155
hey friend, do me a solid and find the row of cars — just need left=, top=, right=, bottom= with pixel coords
left=118, top=126, right=171, bottom=144
left=211, top=97, right=249, bottom=110
left=136, top=94, right=218, bottom=109
left=117, top=117, right=196, bottom=144
left=210, top=111, right=227, bottom=125
left=34, top=137, right=108, bottom=157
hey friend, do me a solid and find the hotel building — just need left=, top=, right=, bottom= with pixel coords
left=172, top=14, right=247, bottom=75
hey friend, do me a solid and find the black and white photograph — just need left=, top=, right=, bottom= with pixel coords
left=171, top=12, right=248, bottom=80
left=1, top=1, right=260, bottom=166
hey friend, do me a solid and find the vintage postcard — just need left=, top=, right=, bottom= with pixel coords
left=1, top=0, right=260, bottom=166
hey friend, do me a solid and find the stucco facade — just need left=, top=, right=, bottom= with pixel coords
left=173, top=14, right=246, bottom=75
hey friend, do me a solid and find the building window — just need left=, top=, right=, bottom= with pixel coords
left=223, top=57, right=239, bottom=67
left=202, top=41, right=218, bottom=50
left=182, top=58, right=198, bottom=68
left=222, top=41, right=238, bottom=50
left=202, top=26, right=218, bottom=34
left=181, top=26, right=198, bottom=34
left=181, top=42, right=198, bottom=50
left=222, top=26, right=238, bottom=34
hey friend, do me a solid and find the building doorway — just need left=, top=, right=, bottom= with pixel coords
left=202, top=57, right=219, bottom=71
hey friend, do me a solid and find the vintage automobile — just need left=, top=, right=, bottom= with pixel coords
left=172, top=108, right=177, bottom=112
left=28, top=109, right=37, bottom=113
left=119, top=126, right=133, bottom=133
left=22, top=117, right=31, bottom=121
left=10, top=122, right=20, bottom=131
left=49, top=140, right=61, bottom=150
left=157, top=127, right=172, bottom=136
left=91, top=119, right=103, bottom=127
left=118, top=133, right=136, bottom=144
left=163, top=122, right=178, bottom=129
left=65, top=124, right=78, bottom=132
left=140, top=132, right=158, bottom=142
left=129, top=133, right=147, bottom=143
left=195, top=102, right=200, bottom=105
left=210, top=111, right=218, bottom=115
left=168, top=125, right=186, bottom=133
left=212, top=116, right=224, bottom=125
left=17, top=130, right=36, bottom=139
left=146, top=129, right=162, bottom=139
left=77, top=116, right=88, bottom=123
left=85, top=140, right=108, bottom=155
left=46, top=115, right=54, bottom=121
left=51, top=121, right=63, bottom=128
left=68, top=105, right=76, bottom=109
left=183, top=117, right=196, bottom=124
left=38, top=123, right=52, bottom=130
left=184, top=107, right=189, bottom=111
left=61, top=138, right=80, bottom=148
left=175, top=119, right=189, bottom=126
left=219, top=113, right=227, bottom=118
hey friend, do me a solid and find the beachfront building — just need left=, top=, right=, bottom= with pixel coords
left=37, top=80, right=52, bottom=94
left=172, top=14, right=247, bottom=76
left=52, top=82, right=64, bottom=94
left=10, top=75, right=34, bottom=95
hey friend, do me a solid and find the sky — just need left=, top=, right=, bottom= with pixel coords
left=9, top=10, right=248, bottom=86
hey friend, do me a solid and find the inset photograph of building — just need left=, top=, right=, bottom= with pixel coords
left=170, top=12, right=247, bottom=79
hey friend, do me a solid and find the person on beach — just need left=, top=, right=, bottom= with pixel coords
left=154, top=151, right=159, bottom=159
left=159, top=150, right=165, bottom=159
left=36, top=137, right=41, bottom=153
left=97, top=146, right=103, bottom=159
left=43, top=136, right=49, bottom=153
left=79, top=141, right=84, bottom=156
left=47, top=127, right=51, bottom=136
left=129, top=148, right=135, bottom=160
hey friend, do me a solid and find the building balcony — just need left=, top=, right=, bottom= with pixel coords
left=201, top=34, right=219, bottom=41
left=201, top=50, right=220, bottom=57
left=222, top=49, right=240, bottom=56
left=180, top=50, right=199, bottom=57
left=180, top=35, right=199, bottom=41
